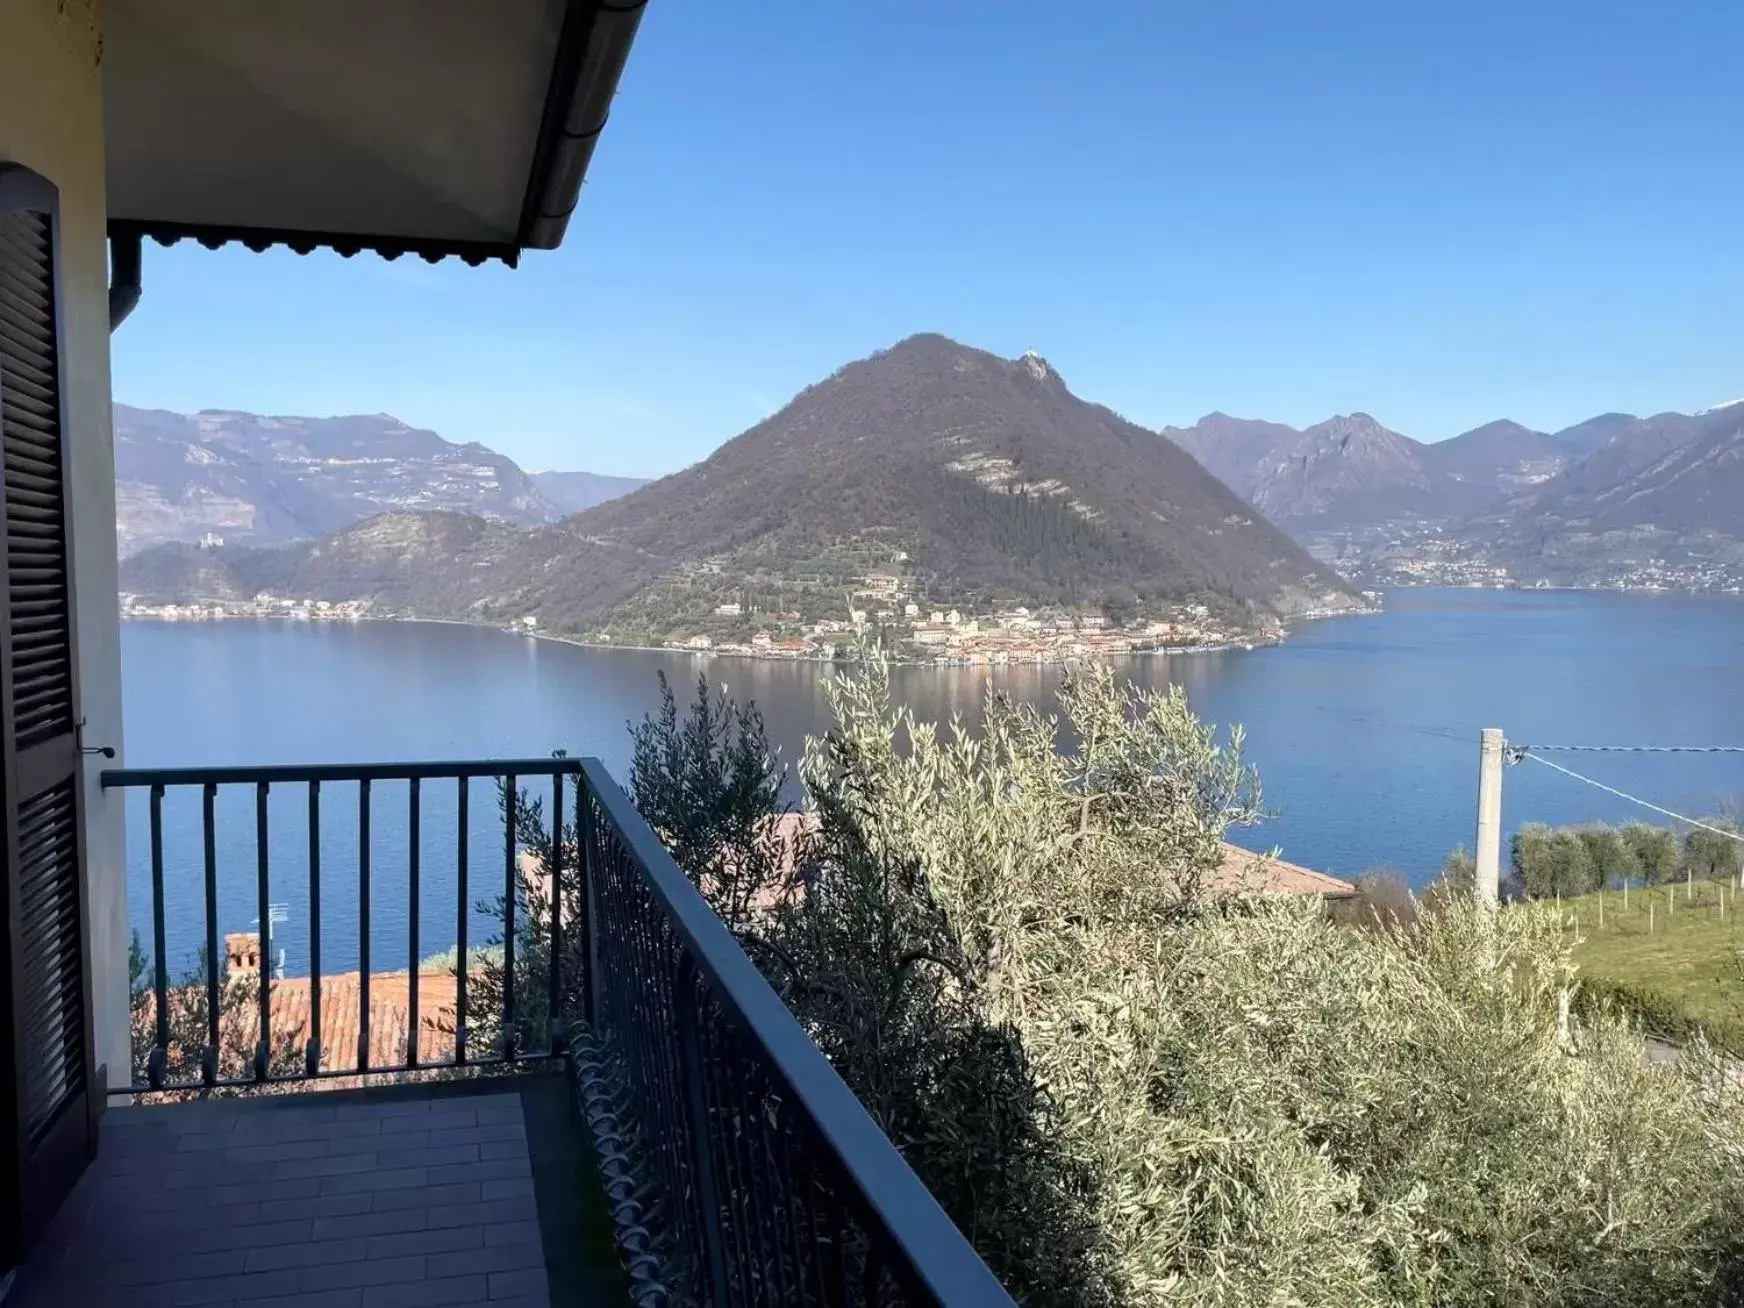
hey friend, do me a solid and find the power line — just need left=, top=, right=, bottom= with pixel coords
left=1511, top=743, right=1744, bottom=754
left=1513, top=750, right=1744, bottom=843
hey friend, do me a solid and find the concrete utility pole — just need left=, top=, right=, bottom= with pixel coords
left=1474, top=728, right=1505, bottom=906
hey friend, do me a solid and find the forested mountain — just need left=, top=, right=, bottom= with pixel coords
left=113, top=404, right=637, bottom=554
left=1457, top=407, right=1744, bottom=577
left=122, top=335, right=1361, bottom=640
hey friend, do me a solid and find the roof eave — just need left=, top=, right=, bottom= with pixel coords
left=107, top=218, right=521, bottom=268
left=516, top=0, right=647, bottom=252
left=106, top=0, right=648, bottom=267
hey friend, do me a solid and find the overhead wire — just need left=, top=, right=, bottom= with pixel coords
left=1509, top=748, right=1744, bottom=843
left=1510, top=743, right=1744, bottom=755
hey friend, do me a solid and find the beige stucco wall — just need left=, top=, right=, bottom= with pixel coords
left=0, top=0, right=130, bottom=1091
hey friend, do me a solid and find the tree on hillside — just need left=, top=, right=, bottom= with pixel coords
left=608, top=667, right=1744, bottom=1307
left=625, top=670, right=1107, bottom=1306
left=1681, top=822, right=1743, bottom=883
left=1575, top=823, right=1639, bottom=889
left=1439, top=845, right=1476, bottom=894
left=628, top=671, right=791, bottom=931
left=1329, top=869, right=1418, bottom=931
left=1512, top=823, right=1598, bottom=897
left=1620, top=823, right=1679, bottom=884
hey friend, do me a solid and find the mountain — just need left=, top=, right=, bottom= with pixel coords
left=1433, top=408, right=1744, bottom=585
left=120, top=512, right=663, bottom=626
left=1159, top=413, right=1301, bottom=501
left=530, top=469, right=648, bottom=514
left=1166, top=411, right=1452, bottom=528
left=113, top=405, right=640, bottom=555
left=1419, top=419, right=1572, bottom=501
left=1512, top=413, right=1705, bottom=514
left=1548, top=412, right=1638, bottom=458
left=1166, top=407, right=1678, bottom=535
left=1598, top=408, right=1744, bottom=533
left=1485, top=411, right=1731, bottom=537
left=122, top=335, right=1362, bottom=639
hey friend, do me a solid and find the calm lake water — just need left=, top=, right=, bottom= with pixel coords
left=120, top=588, right=1744, bottom=978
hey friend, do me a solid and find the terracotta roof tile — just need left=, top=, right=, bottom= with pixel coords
left=760, top=812, right=1353, bottom=898
left=220, top=965, right=465, bottom=1071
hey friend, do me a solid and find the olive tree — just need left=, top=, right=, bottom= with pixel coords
left=1512, top=823, right=1597, bottom=898
left=1576, top=823, right=1639, bottom=889
left=526, top=664, right=1744, bottom=1307
left=1681, top=823, right=1743, bottom=883
left=1621, top=823, right=1679, bottom=884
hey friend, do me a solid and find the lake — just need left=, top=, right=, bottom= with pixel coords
left=120, top=588, right=1744, bottom=979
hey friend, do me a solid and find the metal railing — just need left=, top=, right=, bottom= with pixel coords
left=104, top=758, right=582, bottom=1088
left=103, top=756, right=1015, bottom=1307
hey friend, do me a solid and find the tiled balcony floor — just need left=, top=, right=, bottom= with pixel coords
left=7, top=1072, right=622, bottom=1307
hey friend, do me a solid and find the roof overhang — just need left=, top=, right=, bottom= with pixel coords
left=102, top=0, right=645, bottom=266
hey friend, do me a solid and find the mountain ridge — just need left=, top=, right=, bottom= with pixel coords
left=114, top=403, right=641, bottom=555
left=122, top=334, right=1363, bottom=645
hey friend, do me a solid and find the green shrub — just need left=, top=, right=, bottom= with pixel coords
left=1575, top=974, right=1744, bottom=1058
left=626, top=666, right=1744, bottom=1306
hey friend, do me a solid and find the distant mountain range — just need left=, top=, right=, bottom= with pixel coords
left=113, top=404, right=645, bottom=555
left=120, top=343, right=1742, bottom=628
left=1162, top=410, right=1615, bottom=530
left=528, top=469, right=649, bottom=515
left=1164, top=400, right=1744, bottom=584
left=1456, top=408, right=1744, bottom=581
left=121, top=335, right=1361, bottom=641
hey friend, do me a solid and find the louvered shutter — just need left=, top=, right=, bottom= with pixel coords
left=0, top=165, right=96, bottom=1269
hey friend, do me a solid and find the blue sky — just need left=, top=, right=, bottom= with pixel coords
left=112, top=1, right=1744, bottom=478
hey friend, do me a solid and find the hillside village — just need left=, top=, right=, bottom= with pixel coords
left=120, top=569, right=1285, bottom=666
left=643, top=571, right=1283, bottom=664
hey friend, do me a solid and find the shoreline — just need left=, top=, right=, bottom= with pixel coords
left=118, top=609, right=1316, bottom=667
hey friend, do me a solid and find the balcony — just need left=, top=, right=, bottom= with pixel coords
left=6, top=758, right=1012, bottom=1307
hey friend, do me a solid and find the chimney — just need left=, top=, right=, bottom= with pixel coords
left=224, top=931, right=260, bottom=980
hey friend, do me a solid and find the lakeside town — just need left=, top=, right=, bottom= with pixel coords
left=119, top=568, right=1301, bottom=665
left=1304, top=522, right=1744, bottom=593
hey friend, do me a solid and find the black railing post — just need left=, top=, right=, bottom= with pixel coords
left=254, top=781, right=271, bottom=1082
left=201, top=781, right=219, bottom=1086
left=358, top=778, right=371, bottom=1073
left=307, top=780, right=322, bottom=1077
left=456, top=777, right=469, bottom=1065
left=407, top=777, right=421, bottom=1068
left=674, top=954, right=732, bottom=1307
left=147, top=784, right=167, bottom=1089
left=503, top=775, right=517, bottom=1061
left=578, top=774, right=598, bottom=1029
left=547, top=769, right=563, bottom=1054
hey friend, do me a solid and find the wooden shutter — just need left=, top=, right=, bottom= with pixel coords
left=0, top=164, right=95, bottom=1270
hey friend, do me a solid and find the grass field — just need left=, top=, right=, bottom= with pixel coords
left=1540, top=876, right=1744, bottom=1050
